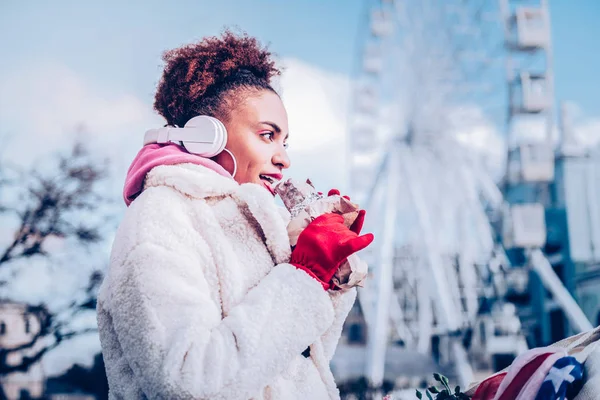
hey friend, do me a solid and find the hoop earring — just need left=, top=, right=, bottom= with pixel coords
left=222, top=148, right=238, bottom=179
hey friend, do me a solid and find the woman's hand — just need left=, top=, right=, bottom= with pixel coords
left=325, top=188, right=366, bottom=234
left=290, top=213, right=374, bottom=290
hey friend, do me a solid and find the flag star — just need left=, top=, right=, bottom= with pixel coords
left=544, top=364, right=576, bottom=393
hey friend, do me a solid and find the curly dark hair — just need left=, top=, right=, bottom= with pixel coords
left=153, top=30, right=281, bottom=127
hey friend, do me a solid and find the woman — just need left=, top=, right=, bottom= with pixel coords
left=96, top=31, right=374, bottom=399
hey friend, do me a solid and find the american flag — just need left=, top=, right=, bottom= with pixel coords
left=534, top=356, right=583, bottom=400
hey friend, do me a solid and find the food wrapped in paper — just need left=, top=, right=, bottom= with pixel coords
left=275, top=178, right=368, bottom=289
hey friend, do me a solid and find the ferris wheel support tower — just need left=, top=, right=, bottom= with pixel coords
left=499, top=0, right=593, bottom=344
left=499, top=0, right=556, bottom=202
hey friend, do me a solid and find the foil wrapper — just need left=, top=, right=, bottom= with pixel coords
left=275, top=178, right=368, bottom=290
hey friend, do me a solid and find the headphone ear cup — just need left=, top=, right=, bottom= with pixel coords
left=143, top=115, right=228, bottom=158
left=181, top=116, right=228, bottom=157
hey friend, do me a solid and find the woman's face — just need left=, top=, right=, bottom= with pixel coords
left=214, top=89, right=290, bottom=196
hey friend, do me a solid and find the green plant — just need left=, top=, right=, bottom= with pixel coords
left=415, top=373, right=469, bottom=400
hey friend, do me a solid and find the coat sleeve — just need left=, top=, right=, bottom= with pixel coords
left=108, top=200, right=335, bottom=399
left=320, top=287, right=357, bottom=361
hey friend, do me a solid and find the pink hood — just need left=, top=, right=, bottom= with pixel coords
left=123, top=143, right=232, bottom=206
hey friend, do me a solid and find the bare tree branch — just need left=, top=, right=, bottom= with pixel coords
left=0, top=139, right=111, bottom=375
left=0, top=140, right=110, bottom=265
left=0, top=327, right=98, bottom=375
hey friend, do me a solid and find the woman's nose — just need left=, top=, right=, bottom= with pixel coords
left=273, top=146, right=291, bottom=169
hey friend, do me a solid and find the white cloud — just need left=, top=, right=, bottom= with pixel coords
left=563, top=101, right=600, bottom=148
left=277, top=59, right=510, bottom=190
left=450, top=105, right=506, bottom=179
left=576, top=118, right=600, bottom=147
left=278, top=58, right=352, bottom=192
left=509, top=116, right=558, bottom=146
left=0, top=62, right=162, bottom=172
left=501, top=102, right=600, bottom=152
left=0, top=61, right=166, bottom=210
left=278, top=58, right=351, bottom=150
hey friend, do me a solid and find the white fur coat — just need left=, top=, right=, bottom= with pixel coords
left=96, top=163, right=357, bottom=399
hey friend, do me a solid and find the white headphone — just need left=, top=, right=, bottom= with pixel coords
left=144, top=115, right=237, bottom=177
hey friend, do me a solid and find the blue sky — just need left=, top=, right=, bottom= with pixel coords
left=0, top=0, right=597, bottom=201
left=0, top=1, right=361, bottom=104
left=0, top=0, right=598, bottom=171
left=550, top=1, right=600, bottom=117
left=0, top=1, right=598, bottom=135
left=1, top=1, right=597, bottom=114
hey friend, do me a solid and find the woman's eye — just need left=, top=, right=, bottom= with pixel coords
left=261, top=132, right=274, bottom=141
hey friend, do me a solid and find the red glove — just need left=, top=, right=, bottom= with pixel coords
left=326, top=188, right=366, bottom=235
left=290, top=213, right=374, bottom=290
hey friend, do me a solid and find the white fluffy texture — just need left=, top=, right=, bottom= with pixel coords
left=97, top=163, right=357, bottom=399
left=575, top=344, right=600, bottom=400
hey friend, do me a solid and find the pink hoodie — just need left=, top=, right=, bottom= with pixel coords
left=123, top=143, right=232, bottom=206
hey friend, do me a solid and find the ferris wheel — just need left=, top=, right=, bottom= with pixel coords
left=344, top=0, right=523, bottom=389
left=342, top=0, right=595, bottom=391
